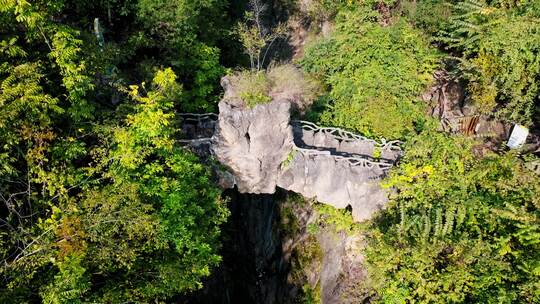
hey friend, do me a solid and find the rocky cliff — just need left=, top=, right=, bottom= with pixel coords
left=211, top=86, right=401, bottom=221
left=213, top=100, right=294, bottom=193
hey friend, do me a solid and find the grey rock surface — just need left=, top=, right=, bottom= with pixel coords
left=279, top=197, right=370, bottom=304
left=220, top=76, right=244, bottom=108
left=317, top=231, right=367, bottom=304
left=277, top=152, right=390, bottom=222
left=212, top=100, right=294, bottom=193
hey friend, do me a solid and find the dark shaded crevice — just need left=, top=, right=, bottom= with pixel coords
left=245, top=131, right=252, bottom=153
left=178, top=188, right=294, bottom=304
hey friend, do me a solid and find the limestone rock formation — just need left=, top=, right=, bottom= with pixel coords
left=317, top=230, right=367, bottom=303
left=184, top=76, right=402, bottom=222
left=210, top=97, right=400, bottom=221
left=277, top=151, right=389, bottom=222
left=212, top=100, right=294, bottom=193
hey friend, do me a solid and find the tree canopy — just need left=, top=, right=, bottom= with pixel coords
left=0, top=0, right=230, bottom=302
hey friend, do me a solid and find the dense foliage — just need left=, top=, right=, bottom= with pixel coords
left=366, top=132, right=540, bottom=303
left=301, top=4, right=440, bottom=139
left=2, top=0, right=540, bottom=302
left=0, top=0, right=231, bottom=302
left=405, top=0, right=540, bottom=125
left=136, top=0, right=228, bottom=111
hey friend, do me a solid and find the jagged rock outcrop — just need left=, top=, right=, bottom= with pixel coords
left=421, top=70, right=540, bottom=154
left=213, top=100, right=294, bottom=193
left=210, top=97, right=400, bottom=221
left=277, top=152, right=389, bottom=221
left=186, top=190, right=372, bottom=304
left=422, top=70, right=468, bottom=121
left=317, top=230, right=367, bottom=303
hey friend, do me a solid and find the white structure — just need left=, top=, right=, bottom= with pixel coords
left=507, top=124, right=529, bottom=149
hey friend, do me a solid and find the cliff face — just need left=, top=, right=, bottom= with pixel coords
left=279, top=195, right=371, bottom=303
left=183, top=190, right=372, bottom=304
left=181, top=74, right=401, bottom=302
left=213, top=100, right=294, bottom=193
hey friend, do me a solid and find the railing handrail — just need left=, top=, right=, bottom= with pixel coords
left=177, top=114, right=400, bottom=171
left=291, top=120, right=402, bottom=151
left=293, top=146, right=394, bottom=170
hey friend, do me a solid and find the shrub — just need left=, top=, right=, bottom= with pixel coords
left=267, top=64, right=321, bottom=112
left=464, top=15, right=540, bottom=124
left=313, top=203, right=359, bottom=235
left=228, top=70, right=271, bottom=107
left=227, top=65, right=321, bottom=109
left=399, top=0, right=453, bottom=35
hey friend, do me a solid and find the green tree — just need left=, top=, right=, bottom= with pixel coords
left=136, top=0, right=228, bottom=111
left=1, top=0, right=232, bottom=301
left=0, top=69, right=229, bottom=302
left=92, top=68, right=229, bottom=301
left=234, top=0, right=287, bottom=71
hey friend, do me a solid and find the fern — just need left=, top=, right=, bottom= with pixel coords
left=442, top=206, right=455, bottom=237
left=434, top=208, right=443, bottom=238
left=436, top=0, right=540, bottom=124
left=456, top=204, right=467, bottom=228
left=421, top=214, right=432, bottom=244
left=439, top=0, right=490, bottom=54
left=366, top=132, right=540, bottom=303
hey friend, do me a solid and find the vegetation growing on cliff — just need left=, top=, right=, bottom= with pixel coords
left=226, top=65, right=319, bottom=109
left=438, top=0, right=540, bottom=125
left=301, top=4, right=440, bottom=139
